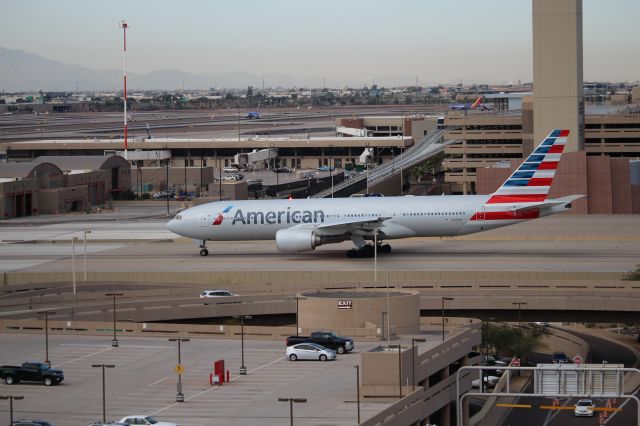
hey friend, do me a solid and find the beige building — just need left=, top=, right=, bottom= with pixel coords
left=0, top=156, right=131, bottom=219
left=533, top=0, right=584, bottom=152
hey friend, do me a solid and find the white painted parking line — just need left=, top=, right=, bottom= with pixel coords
left=149, top=377, right=169, bottom=386
left=53, top=345, right=112, bottom=367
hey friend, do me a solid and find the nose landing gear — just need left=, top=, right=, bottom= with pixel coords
left=199, top=240, right=209, bottom=256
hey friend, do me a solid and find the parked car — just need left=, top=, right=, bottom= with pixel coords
left=471, top=375, right=500, bottom=389
left=574, top=399, right=595, bottom=417
left=286, top=343, right=336, bottom=361
left=118, top=416, right=177, bottom=426
left=11, top=421, right=54, bottom=426
left=286, top=331, right=354, bottom=354
left=200, top=289, right=238, bottom=298
left=221, top=174, right=243, bottom=181
left=88, top=423, right=129, bottom=426
left=152, top=191, right=174, bottom=199
left=223, top=166, right=240, bottom=173
left=0, top=362, right=64, bottom=386
left=481, top=355, right=508, bottom=367
left=273, top=167, right=292, bottom=173
left=552, top=351, right=569, bottom=364
left=317, top=165, right=334, bottom=172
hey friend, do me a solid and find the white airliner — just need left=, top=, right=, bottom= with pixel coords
left=167, top=129, right=582, bottom=257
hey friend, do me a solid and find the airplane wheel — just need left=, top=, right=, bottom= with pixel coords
left=200, top=249, right=209, bottom=256
left=381, top=244, right=391, bottom=254
left=362, top=245, right=374, bottom=258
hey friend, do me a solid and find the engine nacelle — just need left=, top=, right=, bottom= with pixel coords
left=276, top=228, right=321, bottom=253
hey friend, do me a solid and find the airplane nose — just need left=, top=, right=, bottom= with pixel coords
left=167, top=218, right=179, bottom=234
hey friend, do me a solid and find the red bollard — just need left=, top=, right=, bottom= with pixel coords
left=226, top=370, right=230, bottom=383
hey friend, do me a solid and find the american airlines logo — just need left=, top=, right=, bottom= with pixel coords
left=231, top=207, right=325, bottom=225
left=212, top=205, right=234, bottom=225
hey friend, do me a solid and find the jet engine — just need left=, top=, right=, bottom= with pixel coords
left=275, top=228, right=322, bottom=253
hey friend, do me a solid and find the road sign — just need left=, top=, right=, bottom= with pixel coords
left=573, top=355, right=583, bottom=365
left=513, top=358, right=521, bottom=367
left=175, top=364, right=184, bottom=375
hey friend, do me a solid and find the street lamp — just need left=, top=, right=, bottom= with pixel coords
left=354, top=365, right=360, bottom=423
left=513, top=301, right=528, bottom=326
left=293, top=296, right=300, bottom=336
left=236, top=315, right=252, bottom=375
left=329, top=145, right=334, bottom=198
left=0, top=395, right=24, bottom=425
left=40, top=310, right=56, bottom=366
left=83, top=230, right=92, bottom=281
left=278, top=397, right=307, bottom=426
left=442, top=297, right=454, bottom=342
left=389, top=344, right=403, bottom=398
left=91, top=364, right=115, bottom=423
left=163, top=144, right=170, bottom=216
left=168, top=338, right=190, bottom=402
left=411, top=338, right=426, bottom=391
left=105, top=293, right=123, bottom=347
left=71, top=236, right=78, bottom=300
left=365, top=143, right=370, bottom=194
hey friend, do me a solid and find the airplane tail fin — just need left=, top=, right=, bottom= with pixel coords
left=486, top=129, right=569, bottom=205
left=470, top=95, right=484, bottom=109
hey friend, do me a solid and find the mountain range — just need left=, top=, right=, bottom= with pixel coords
left=1, top=47, right=404, bottom=92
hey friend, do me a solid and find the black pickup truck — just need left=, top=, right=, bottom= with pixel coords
left=0, top=362, right=64, bottom=386
left=286, top=331, right=355, bottom=354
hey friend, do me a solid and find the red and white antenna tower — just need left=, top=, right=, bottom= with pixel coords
left=119, top=20, right=129, bottom=160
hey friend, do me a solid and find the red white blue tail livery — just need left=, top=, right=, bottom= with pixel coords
left=168, top=129, right=583, bottom=257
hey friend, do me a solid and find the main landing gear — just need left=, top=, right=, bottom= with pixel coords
left=199, top=240, right=209, bottom=257
left=346, top=243, right=391, bottom=258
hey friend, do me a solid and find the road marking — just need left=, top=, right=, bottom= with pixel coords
left=540, top=405, right=574, bottom=410
left=496, top=403, right=531, bottom=408
left=53, top=346, right=112, bottom=367
left=149, top=355, right=285, bottom=416
left=150, top=377, right=169, bottom=386
left=593, top=407, right=622, bottom=412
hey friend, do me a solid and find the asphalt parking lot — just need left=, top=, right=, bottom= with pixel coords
left=0, top=334, right=392, bottom=426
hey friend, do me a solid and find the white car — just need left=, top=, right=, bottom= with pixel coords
left=223, top=166, right=239, bottom=173
left=471, top=375, right=500, bottom=389
left=574, top=399, right=595, bottom=417
left=287, top=343, right=336, bottom=361
left=200, top=289, right=238, bottom=298
left=118, top=415, right=178, bottom=426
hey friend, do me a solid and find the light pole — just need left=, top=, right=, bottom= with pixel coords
left=168, top=338, right=190, bottom=402
left=91, top=364, right=115, bottom=423
left=295, top=296, right=300, bottom=336
left=83, top=229, right=92, bottom=281
left=329, top=145, right=334, bottom=198
left=442, top=297, right=454, bottom=342
left=41, top=310, right=56, bottom=366
left=162, top=144, right=170, bottom=216
left=354, top=365, right=360, bottom=423
left=72, top=236, right=78, bottom=300
left=105, top=293, right=123, bottom=347
left=411, top=338, right=426, bottom=391
left=278, top=397, right=307, bottom=426
left=365, top=143, right=370, bottom=194
left=0, top=395, right=24, bottom=425
left=389, top=344, right=402, bottom=398
left=236, top=315, right=252, bottom=375
left=513, top=301, right=528, bottom=326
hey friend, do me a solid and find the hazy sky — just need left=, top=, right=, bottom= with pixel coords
left=2, top=0, right=639, bottom=85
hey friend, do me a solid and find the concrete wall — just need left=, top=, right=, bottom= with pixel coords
left=138, top=166, right=214, bottom=193
left=38, top=186, right=89, bottom=214
left=299, top=290, right=420, bottom=334
left=533, top=0, right=584, bottom=152
left=206, top=181, right=248, bottom=200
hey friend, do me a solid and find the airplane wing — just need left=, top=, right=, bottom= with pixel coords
left=315, top=216, right=392, bottom=233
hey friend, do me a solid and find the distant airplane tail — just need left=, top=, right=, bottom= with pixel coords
left=470, top=95, right=484, bottom=109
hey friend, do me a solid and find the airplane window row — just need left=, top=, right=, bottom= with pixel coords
left=402, top=211, right=466, bottom=216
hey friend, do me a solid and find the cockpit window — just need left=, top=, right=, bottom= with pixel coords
left=175, top=215, right=182, bottom=220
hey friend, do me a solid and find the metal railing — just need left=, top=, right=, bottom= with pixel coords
left=311, top=128, right=460, bottom=198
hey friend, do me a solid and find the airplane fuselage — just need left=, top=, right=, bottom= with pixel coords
left=168, top=194, right=531, bottom=243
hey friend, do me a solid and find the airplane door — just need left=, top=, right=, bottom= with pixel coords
left=199, top=213, right=209, bottom=227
